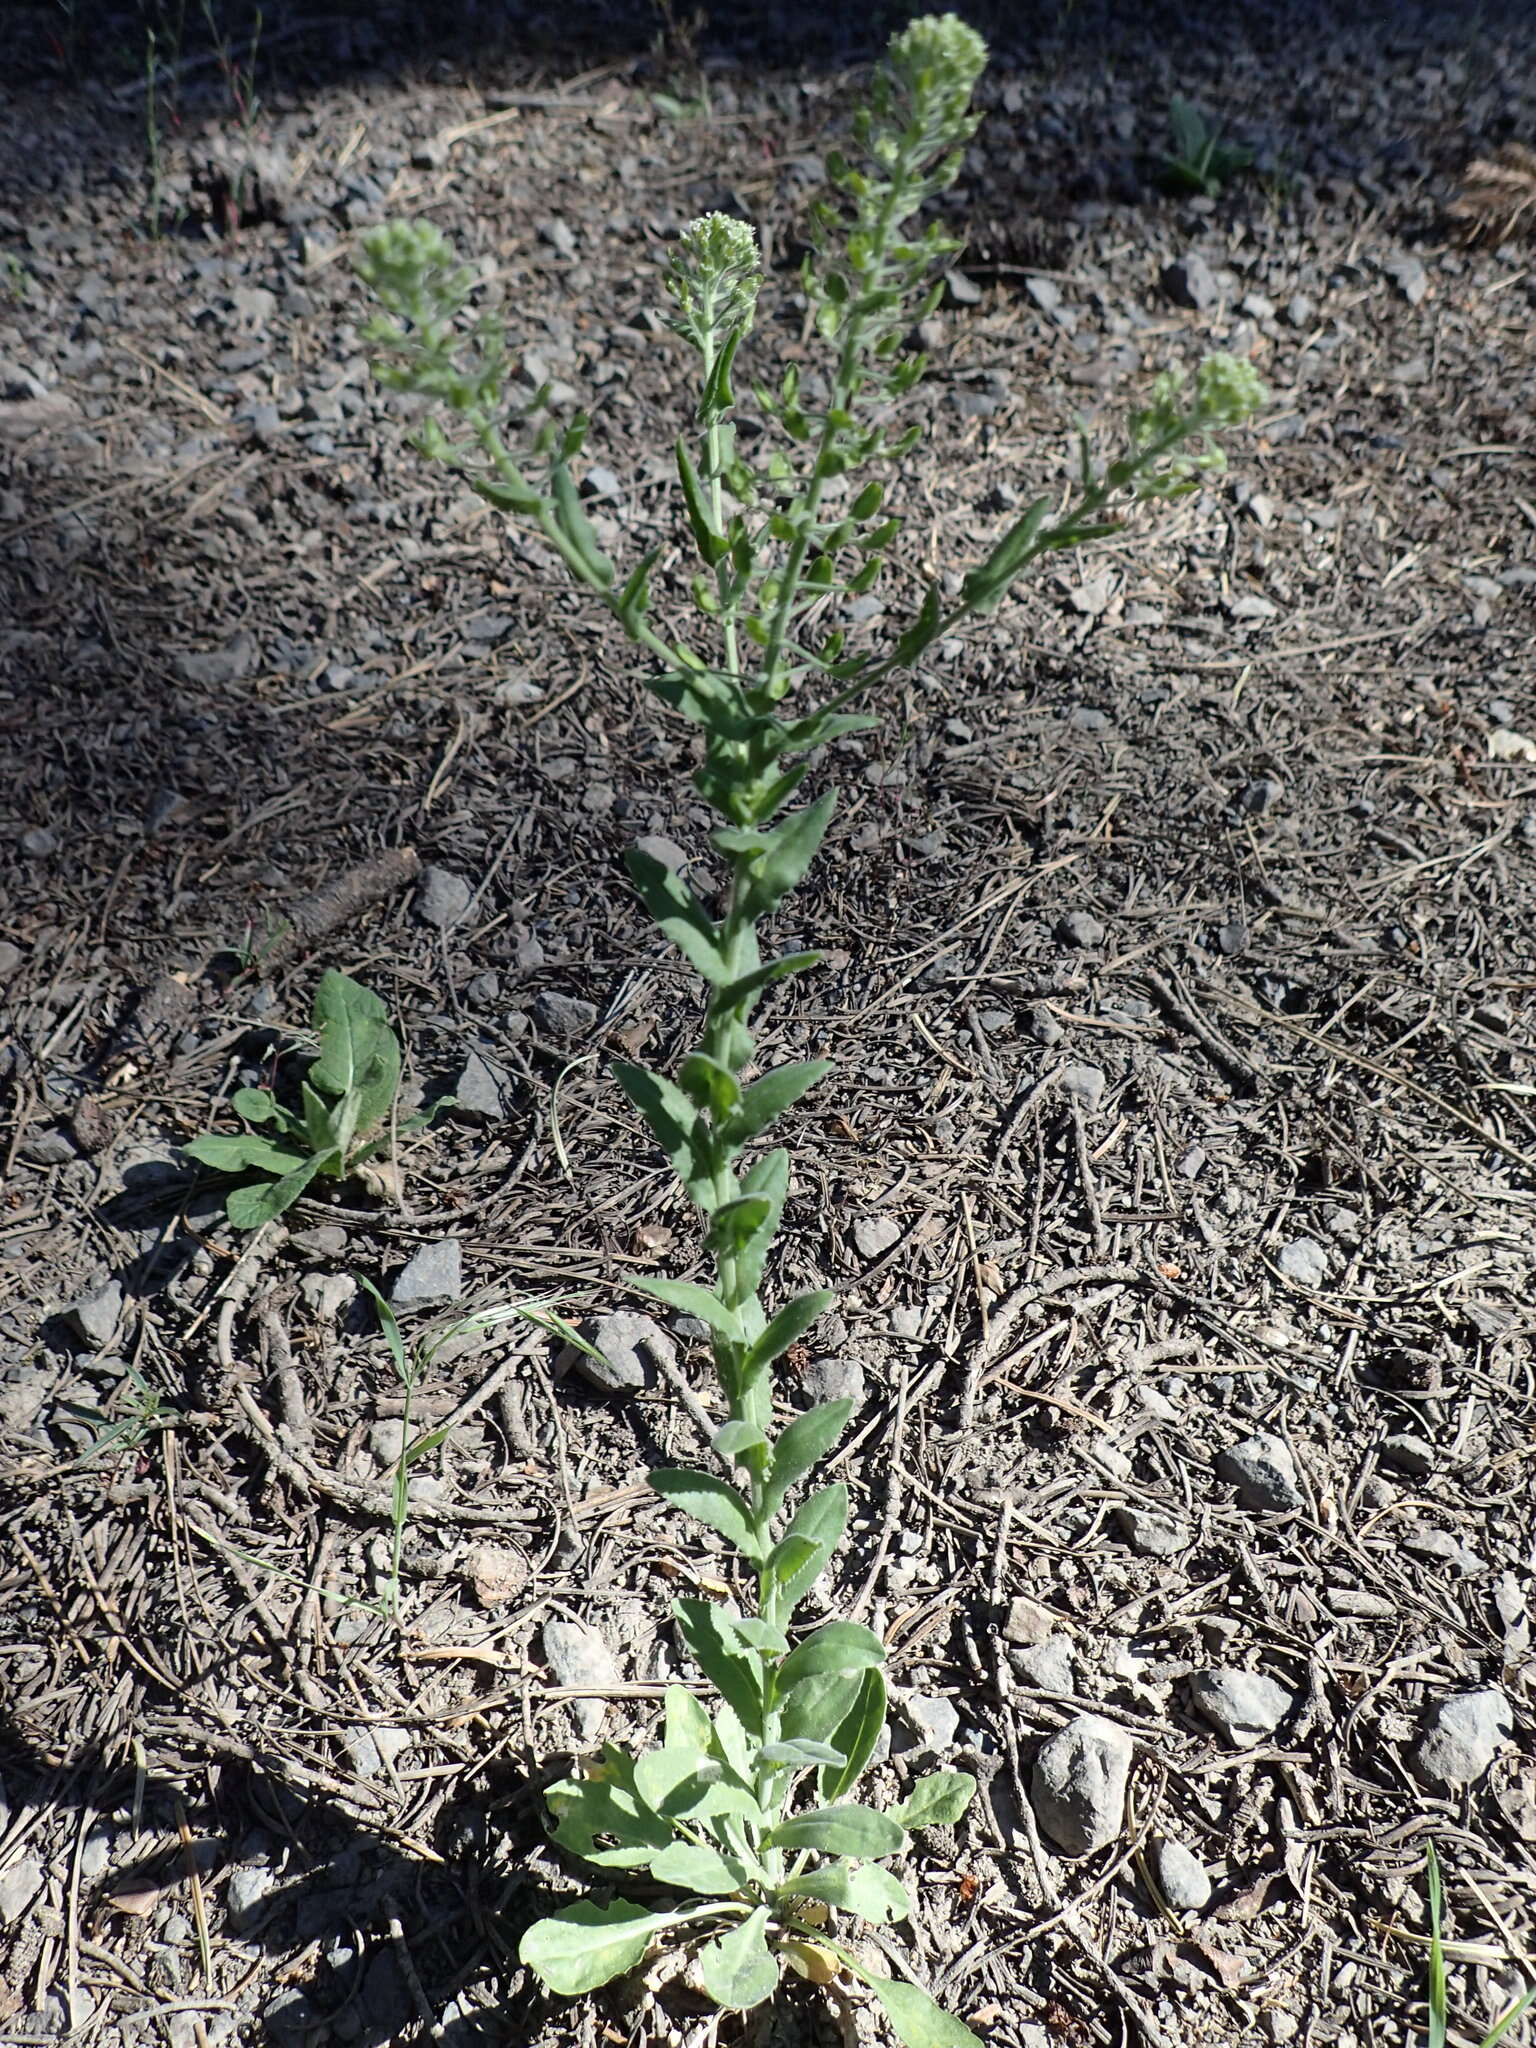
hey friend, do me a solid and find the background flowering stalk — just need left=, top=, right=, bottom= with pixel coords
left=358, top=15, right=1264, bottom=2039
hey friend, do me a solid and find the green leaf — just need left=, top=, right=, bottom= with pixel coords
left=519, top=1901, right=691, bottom=1996
left=184, top=1133, right=308, bottom=1176
left=725, top=1061, right=830, bottom=1148
left=771, top=1482, right=847, bottom=1612
left=649, top=1470, right=762, bottom=1563
left=676, top=1600, right=764, bottom=1737
left=678, top=1052, right=741, bottom=1120
left=764, top=1399, right=852, bottom=1516
left=547, top=1765, right=672, bottom=1868
left=706, top=1195, right=774, bottom=1264
left=357, top=1275, right=409, bottom=1383
left=891, top=581, right=941, bottom=667
left=819, top=1666, right=887, bottom=1802
left=757, top=1738, right=845, bottom=1768
left=746, top=1290, right=834, bottom=1375
left=781, top=1670, right=864, bottom=1749
left=768, top=1804, right=905, bottom=1859
left=310, top=971, right=400, bottom=1134
left=844, top=1963, right=983, bottom=2048
left=960, top=496, right=1052, bottom=615
left=226, top=1153, right=326, bottom=1227
left=229, top=1086, right=283, bottom=1124
left=625, top=847, right=730, bottom=985
left=727, top=1616, right=788, bottom=1654
left=714, top=950, right=823, bottom=1011
left=712, top=1420, right=768, bottom=1466
left=664, top=1684, right=714, bottom=1756
left=698, top=1906, right=778, bottom=2010
left=300, top=1078, right=340, bottom=1158
left=777, top=1619, right=884, bottom=1692
left=781, top=1861, right=911, bottom=1926
left=649, top=1842, right=754, bottom=1896
left=628, top=1274, right=741, bottom=1340
left=739, top=791, right=837, bottom=922
left=894, top=1771, right=977, bottom=1830
left=675, top=437, right=727, bottom=565
left=613, top=1061, right=713, bottom=1205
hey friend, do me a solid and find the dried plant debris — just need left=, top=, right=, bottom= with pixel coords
left=1449, top=141, right=1536, bottom=244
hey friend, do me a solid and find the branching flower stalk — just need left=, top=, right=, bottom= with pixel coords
left=357, top=16, right=1264, bottom=2042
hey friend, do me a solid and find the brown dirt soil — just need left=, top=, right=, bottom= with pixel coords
left=2, top=3, right=1535, bottom=2045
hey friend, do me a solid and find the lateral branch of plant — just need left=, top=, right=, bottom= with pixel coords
left=358, top=14, right=1265, bottom=2037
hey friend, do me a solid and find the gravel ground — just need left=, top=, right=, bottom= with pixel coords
left=2, top=2, right=1535, bottom=2045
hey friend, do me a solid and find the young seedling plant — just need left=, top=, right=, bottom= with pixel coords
left=358, top=14, right=1264, bottom=2041
left=1159, top=93, right=1255, bottom=199
left=185, top=969, right=410, bottom=1226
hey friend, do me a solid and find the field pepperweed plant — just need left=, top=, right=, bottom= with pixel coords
left=358, top=15, right=1264, bottom=2041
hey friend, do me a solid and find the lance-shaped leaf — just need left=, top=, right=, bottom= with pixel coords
left=647, top=662, right=758, bottom=740
left=226, top=1154, right=327, bottom=1227
left=770, top=1482, right=848, bottom=1612
left=724, top=1060, right=830, bottom=1149
left=550, top=460, right=615, bottom=588
left=893, top=1771, right=977, bottom=1830
left=520, top=1901, right=697, bottom=1997
left=730, top=1148, right=790, bottom=1299
left=675, top=438, right=727, bottom=565
left=959, top=495, right=1052, bottom=615
left=649, top=1470, right=762, bottom=1563
left=625, top=847, right=730, bottom=985
left=757, top=1736, right=845, bottom=1768
left=648, top=1841, right=755, bottom=1896
left=675, top=1600, right=765, bottom=1736
left=777, top=1618, right=884, bottom=1693
left=698, top=1906, right=778, bottom=2010
left=767, top=1804, right=906, bottom=1858
left=746, top=1289, right=834, bottom=1375
left=612, top=1061, right=713, bottom=1206
left=763, top=1398, right=852, bottom=1517
left=714, top=950, right=823, bottom=1012
left=739, top=791, right=837, bottom=922
left=184, top=1132, right=309, bottom=1177
left=627, top=1275, right=741, bottom=1341
left=782, top=1862, right=912, bottom=1926
left=890, top=581, right=942, bottom=667
left=706, top=1194, right=774, bottom=1267
left=678, top=1052, right=741, bottom=1120
left=817, top=1665, right=888, bottom=1803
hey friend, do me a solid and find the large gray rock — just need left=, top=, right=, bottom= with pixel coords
left=1412, top=1690, right=1513, bottom=1788
left=1189, top=1669, right=1295, bottom=1749
left=1030, top=1714, right=1134, bottom=1856
left=1276, top=1238, right=1328, bottom=1288
left=1217, top=1433, right=1303, bottom=1512
left=1115, top=1506, right=1191, bottom=1558
left=544, top=1619, right=619, bottom=1742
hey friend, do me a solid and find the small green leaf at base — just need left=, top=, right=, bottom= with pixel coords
left=893, top=1771, right=977, bottom=1830
left=519, top=1900, right=692, bottom=1996
left=697, top=1905, right=779, bottom=2010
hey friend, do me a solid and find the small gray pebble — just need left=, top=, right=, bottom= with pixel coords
left=1003, top=1595, right=1060, bottom=1647
left=1030, top=1714, right=1134, bottom=1855
left=0, top=941, right=23, bottom=977
left=1188, top=1668, right=1295, bottom=1748
left=1060, top=1064, right=1106, bottom=1112
left=898, top=1692, right=961, bottom=1754
left=176, top=629, right=259, bottom=687
left=0, top=1858, right=44, bottom=1925
left=1152, top=1837, right=1213, bottom=1912
left=1162, top=252, right=1219, bottom=310
left=1412, top=1689, right=1512, bottom=1787
left=1380, top=1432, right=1436, bottom=1479
left=1009, top=1636, right=1075, bottom=1694
left=853, top=1214, right=901, bottom=1259
left=226, top=1862, right=278, bottom=1932
left=1115, top=1506, right=1191, bottom=1558
left=454, top=1050, right=505, bottom=1120
left=1068, top=705, right=1111, bottom=732
left=1217, top=1432, right=1303, bottom=1512
left=581, top=465, right=621, bottom=499
left=415, top=866, right=472, bottom=930
left=533, top=991, right=598, bottom=1041
left=21, top=826, right=56, bottom=857
left=391, top=1238, right=462, bottom=1310
left=562, top=1309, right=672, bottom=1394
left=633, top=834, right=689, bottom=872
left=802, top=1355, right=865, bottom=1409
left=543, top=1618, right=618, bottom=1741
left=65, top=1280, right=123, bottom=1350
left=1026, top=1004, right=1063, bottom=1046
left=1276, top=1237, right=1328, bottom=1288
left=1285, top=292, right=1315, bottom=327
left=1056, top=911, right=1105, bottom=949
